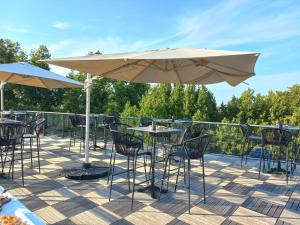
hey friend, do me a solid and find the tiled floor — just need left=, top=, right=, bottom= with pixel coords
left=1, top=136, right=299, bottom=225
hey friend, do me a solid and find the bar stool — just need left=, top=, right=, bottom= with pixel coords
left=159, top=134, right=212, bottom=214
left=240, top=124, right=262, bottom=167
left=109, top=130, right=152, bottom=210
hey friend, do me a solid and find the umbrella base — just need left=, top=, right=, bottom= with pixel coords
left=60, top=162, right=109, bottom=180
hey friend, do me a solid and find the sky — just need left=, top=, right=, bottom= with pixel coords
left=1, top=0, right=299, bottom=104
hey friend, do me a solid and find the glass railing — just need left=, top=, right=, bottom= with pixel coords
left=20, top=110, right=298, bottom=159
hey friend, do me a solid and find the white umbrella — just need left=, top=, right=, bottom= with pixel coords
left=0, top=62, right=83, bottom=111
left=43, top=47, right=260, bottom=165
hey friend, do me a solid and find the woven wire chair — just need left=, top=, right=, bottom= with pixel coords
left=109, top=130, right=151, bottom=210
left=240, top=124, right=263, bottom=167
left=22, top=118, right=45, bottom=173
left=0, top=123, right=26, bottom=186
left=260, top=128, right=293, bottom=183
left=159, top=134, right=212, bottom=214
left=68, top=114, right=85, bottom=152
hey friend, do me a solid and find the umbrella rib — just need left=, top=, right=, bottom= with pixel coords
left=171, top=60, right=182, bottom=83
left=98, top=59, right=144, bottom=77
left=129, top=60, right=154, bottom=82
left=189, top=59, right=253, bottom=75
left=38, top=77, right=50, bottom=88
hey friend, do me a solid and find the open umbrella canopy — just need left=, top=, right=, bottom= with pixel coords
left=0, top=62, right=83, bottom=88
left=43, top=48, right=260, bottom=86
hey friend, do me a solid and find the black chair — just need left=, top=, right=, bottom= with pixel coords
left=159, top=134, right=212, bottom=214
left=240, top=124, right=263, bottom=167
left=0, top=123, right=26, bottom=186
left=68, top=114, right=85, bottom=152
left=259, top=128, right=293, bottom=183
left=109, top=130, right=151, bottom=210
left=22, top=118, right=45, bottom=173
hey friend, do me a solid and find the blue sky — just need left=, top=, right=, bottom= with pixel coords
left=1, top=0, right=299, bottom=104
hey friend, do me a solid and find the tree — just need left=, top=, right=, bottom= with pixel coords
left=183, top=85, right=197, bottom=119
left=139, top=84, right=172, bottom=118
left=192, top=85, right=218, bottom=121
left=170, top=84, right=184, bottom=119
left=121, top=101, right=139, bottom=117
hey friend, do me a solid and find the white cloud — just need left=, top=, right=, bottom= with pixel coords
left=52, top=21, right=71, bottom=30
left=48, top=39, right=75, bottom=54
left=173, top=0, right=300, bottom=48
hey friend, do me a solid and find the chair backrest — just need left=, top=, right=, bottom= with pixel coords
left=76, top=115, right=86, bottom=126
left=0, top=123, right=26, bottom=146
left=109, top=122, right=132, bottom=133
left=104, top=115, right=119, bottom=126
left=240, top=124, right=252, bottom=138
left=110, top=130, right=141, bottom=156
left=189, top=123, right=205, bottom=138
left=35, top=118, right=46, bottom=137
left=178, top=127, right=193, bottom=144
left=69, top=115, right=78, bottom=128
left=184, top=134, right=212, bottom=159
left=140, top=117, right=152, bottom=127
left=261, top=128, right=292, bottom=147
left=69, top=114, right=85, bottom=128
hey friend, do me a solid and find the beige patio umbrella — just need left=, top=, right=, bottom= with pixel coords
left=0, top=62, right=83, bottom=111
left=42, top=47, right=260, bottom=165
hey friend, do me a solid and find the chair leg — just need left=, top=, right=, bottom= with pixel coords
left=127, top=156, right=131, bottom=193
left=166, top=156, right=171, bottom=191
left=69, top=130, right=73, bottom=151
left=107, top=146, right=113, bottom=184
left=188, top=159, right=191, bottom=214
left=258, top=144, right=264, bottom=179
left=109, top=152, right=116, bottom=201
left=174, top=158, right=182, bottom=193
left=143, top=154, right=148, bottom=184
left=30, top=138, right=33, bottom=169
left=131, top=155, right=137, bottom=211
left=21, top=143, right=24, bottom=186
left=183, top=158, right=186, bottom=185
left=159, top=155, right=169, bottom=201
left=241, top=140, right=246, bottom=168
left=37, top=137, right=41, bottom=174
left=202, top=156, right=206, bottom=203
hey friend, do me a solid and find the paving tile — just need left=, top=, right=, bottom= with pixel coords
left=22, top=195, right=49, bottom=211
left=52, top=196, right=98, bottom=218
left=125, top=205, right=174, bottom=225
left=229, top=207, right=277, bottom=225
left=34, top=206, right=66, bottom=224
left=178, top=206, right=226, bottom=225
left=102, top=196, right=146, bottom=218
left=70, top=206, right=121, bottom=225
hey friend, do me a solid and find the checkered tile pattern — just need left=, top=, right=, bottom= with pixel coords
left=1, top=136, right=299, bottom=225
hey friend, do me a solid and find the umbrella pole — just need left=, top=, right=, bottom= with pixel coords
left=84, top=74, right=92, bottom=167
left=0, top=82, right=5, bottom=112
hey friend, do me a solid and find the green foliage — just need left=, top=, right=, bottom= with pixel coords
left=183, top=85, right=197, bottom=119
left=121, top=101, right=139, bottom=117
left=193, top=85, right=217, bottom=121
left=139, top=84, right=172, bottom=118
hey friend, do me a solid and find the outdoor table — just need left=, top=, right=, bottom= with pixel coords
left=0, top=118, right=24, bottom=125
left=127, top=126, right=181, bottom=199
left=0, top=186, right=45, bottom=225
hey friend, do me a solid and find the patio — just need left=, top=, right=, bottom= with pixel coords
left=1, top=135, right=299, bottom=225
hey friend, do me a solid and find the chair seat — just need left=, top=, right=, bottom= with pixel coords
left=23, top=134, right=37, bottom=138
